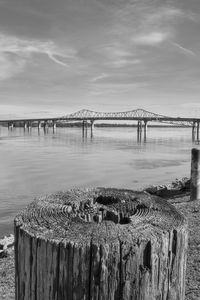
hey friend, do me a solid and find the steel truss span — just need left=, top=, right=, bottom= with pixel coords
left=64, top=108, right=167, bottom=119
left=1, top=108, right=199, bottom=126
left=62, top=109, right=193, bottom=126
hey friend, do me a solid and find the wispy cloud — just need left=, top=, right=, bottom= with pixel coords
left=88, top=82, right=146, bottom=96
left=110, top=58, right=141, bottom=68
left=0, top=52, right=25, bottom=80
left=0, top=33, right=77, bottom=80
left=132, top=32, right=170, bottom=46
left=97, top=43, right=140, bottom=68
left=95, top=3, right=189, bottom=69
left=90, top=73, right=109, bottom=82
left=100, top=44, right=133, bottom=60
left=172, top=42, right=196, bottom=57
left=143, top=6, right=185, bottom=27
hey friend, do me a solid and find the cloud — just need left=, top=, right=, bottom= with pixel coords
left=88, top=82, right=146, bottom=96
left=90, top=73, right=109, bottom=82
left=0, top=33, right=77, bottom=80
left=172, top=42, right=196, bottom=57
left=0, top=52, right=26, bottom=80
left=144, top=7, right=185, bottom=26
left=110, top=58, right=141, bottom=68
left=132, top=32, right=170, bottom=46
left=100, top=44, right=132, bottom=59
left=96, top=4, right=187, bottom=69
left=98, top=43, right=140, bottom=68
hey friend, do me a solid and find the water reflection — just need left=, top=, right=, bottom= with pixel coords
left=82, top=126, right=94, bottom=142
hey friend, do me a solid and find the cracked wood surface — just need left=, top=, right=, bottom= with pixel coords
left=14, top=188, right=188, bottom=300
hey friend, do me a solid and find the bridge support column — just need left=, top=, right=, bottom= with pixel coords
left=82, top=121, right=85, bottom=135
left=38, top=121, right=42, bottom=129
left=8, top=122, right=14, bottom=129
left=137, top=121, right=142, bottom=143
left=191, top=148, right=200, bottom=200
left=82, top=120, right=88, bottom=140
left=90, top=120, right=94, bottom=139
left=137, top=121, right=142, bottom=132
left=82, top=120, right=88, bottom=130
left=27, top=122, right=32, bottom=129
left=44, top=121, right=48, bottom=130
left=144, top=120, right=148, bottom=142
left=197, top=122, right=200, bottom=141
left=53, top=121, right=57, bottom=130
left=192, top=121, right=196, bottom=140
left=144, top=120, right=148, bottom=133
left=90, top=120, right=94, bottom=130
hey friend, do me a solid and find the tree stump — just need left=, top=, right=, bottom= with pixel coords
left=14, top=188, right=188, bottom=300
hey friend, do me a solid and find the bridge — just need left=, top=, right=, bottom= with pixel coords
left=0, top=108, right=200, bottom=140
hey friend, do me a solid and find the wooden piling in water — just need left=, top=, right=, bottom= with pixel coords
left=190, top=148, right=200, bottom=200
left=15, top=188, right=188, bottom=300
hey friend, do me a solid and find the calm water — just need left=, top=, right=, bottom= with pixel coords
left=0, top=126, right=198, bottom=236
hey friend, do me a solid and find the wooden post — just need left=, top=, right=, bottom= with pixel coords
left=190, top=148, right=200, bottom=200
left=15, top=188, right=188, bottom=300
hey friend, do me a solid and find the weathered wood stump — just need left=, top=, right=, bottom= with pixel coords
left=15, top=188, right=188, bottom=300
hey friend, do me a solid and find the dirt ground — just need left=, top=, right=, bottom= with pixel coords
left=0, top=250, right=14, bottom=300
left=0, top=193, right=199, bottom=300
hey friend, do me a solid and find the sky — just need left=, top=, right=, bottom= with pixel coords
left=0, top=0, right=200, bottom=119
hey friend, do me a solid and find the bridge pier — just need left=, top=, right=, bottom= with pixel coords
left=192, top=121, right=200, bottom=142
left=192, top=122, right=195, bottom=142
left=27, top=122, right=32, bottom=129
left=90, top=120, right=94, bottom=130
left=197, top=122, right=200, bottom=141
left=82, top=120, right=88, bottom=130
left=82, top=121, right=85, bottom=135
left=137, top=121, right=142, bottom=132
left=38, top=121, right=42, bottom=129
left=144, top=120, right=148, bottom=142
left=192, top=121, right=196, bottom=139
left=136, top=120, right=148, bottom=143
left=137, top=129, right=142, bottom=144
left=44, top=121, right=49, bottom=130
left=52, top=121, right=57, bottom=130
left=82, top=120, right=88, bottom=140
left=144, top=120, right=148, bottom=134
left=8, top=122, right=14, bottom=129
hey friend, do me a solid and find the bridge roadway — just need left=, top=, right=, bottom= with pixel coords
left=0, top=108, right=200, bottom=140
